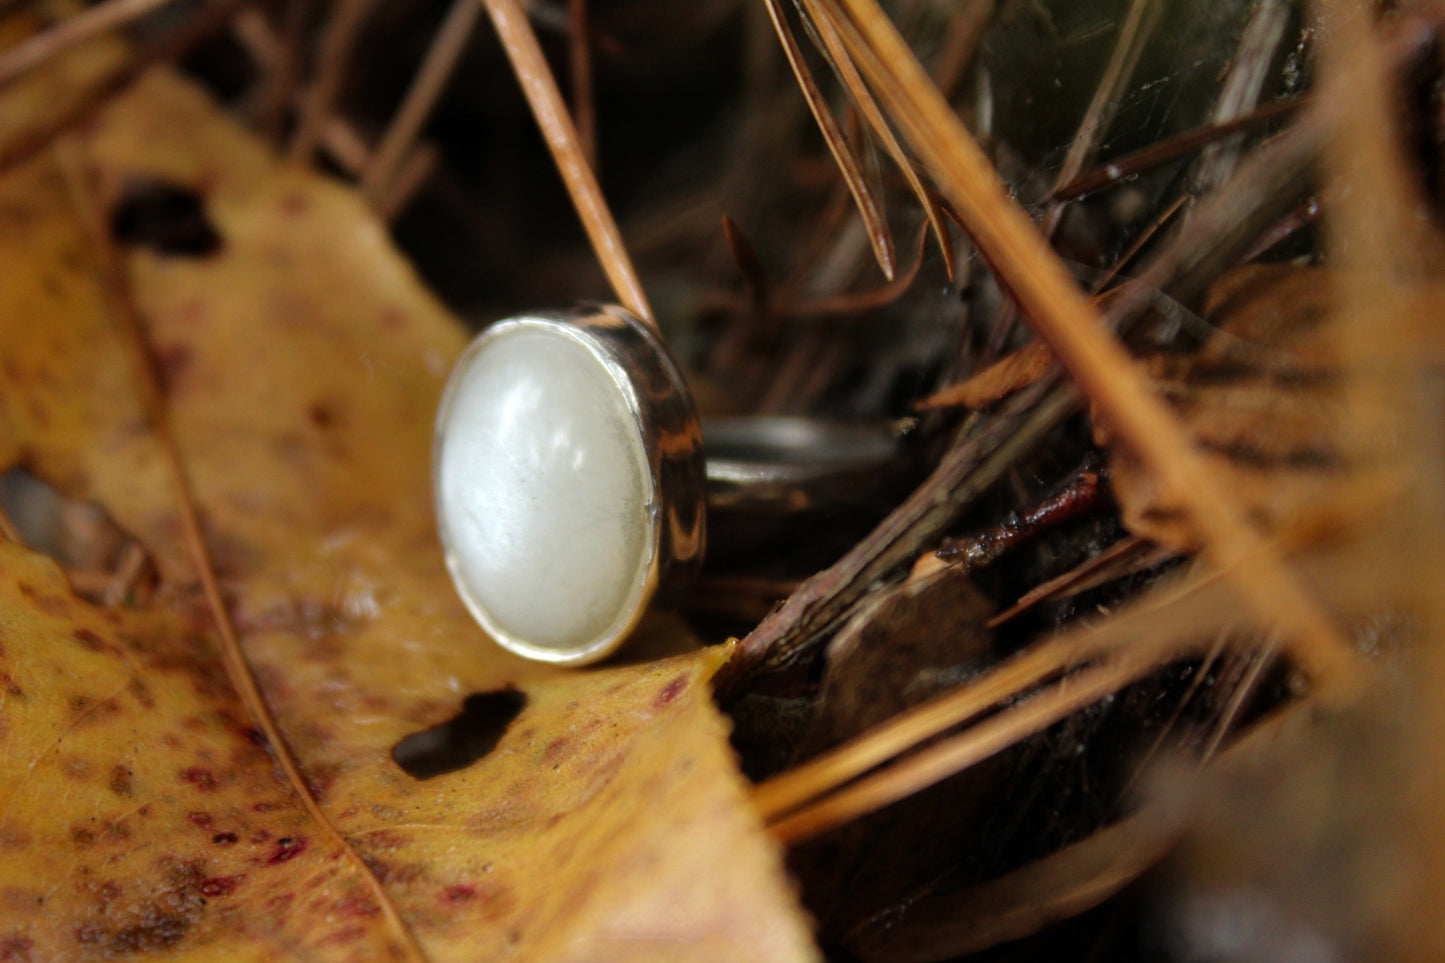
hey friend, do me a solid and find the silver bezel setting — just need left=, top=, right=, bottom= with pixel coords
left=433, top=304, right=705, bottom=665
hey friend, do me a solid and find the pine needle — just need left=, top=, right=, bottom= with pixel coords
left=802, top=0, right=1363, bottom=694
left=761, top=0, right=896, bottom=280
left=480, top=0, right=655, bottom=327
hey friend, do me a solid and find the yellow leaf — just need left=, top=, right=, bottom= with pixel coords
left=0, top=52, right=816, bottom=962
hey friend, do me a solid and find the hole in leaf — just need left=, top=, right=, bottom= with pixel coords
left=0, top=468, right=156, bottom=606
left=391, top=688, right=527, bottom=780
left=110, top=178, right=223, bottom=258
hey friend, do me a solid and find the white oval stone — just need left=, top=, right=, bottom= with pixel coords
left=435, top=323, right=656, bottom=661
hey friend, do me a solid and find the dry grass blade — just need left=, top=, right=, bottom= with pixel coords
left=0, top=0, right=177, bottom=91
left=723, top=213, right=771, bottom=314
left=844, top=789, right=1185, bottom=962
left=1053, top=98, right=1304, bottom=201
left=768, top=656, right=1161, bottom=844
left=752, top=633, right=1076, bottom=822
left=788, top=221, right=928, bottom=316
left=568, top=0, right=595, bottom=164
left=287, top=0, right=379, bottom=165
left=930, top=0, right=993, bottom=97
left=359, top=0, right=478, bottom=203
left=981, top=0, right=1156, bottom=358
left=55, top=139, right=427, bottom=961
left=1029, top=0, right=1159, bottom=245
left=249, top=0, right=309, bottom=141
left=795, top=0, right=954, bottom=276
left=481, top=0, right=654, bottom=326
left=376, top=141, right=438, bottom=221
left=761, top=0, right=895, bottom=280
left=810, top=0, right=1361, bottom=692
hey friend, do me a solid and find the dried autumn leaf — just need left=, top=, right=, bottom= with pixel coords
left=0, top=53, right=815, bottom=962
left=1099, top=264, right=1352, bottom=553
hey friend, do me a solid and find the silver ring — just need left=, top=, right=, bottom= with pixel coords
left=433, top=304, right=899, bottom=665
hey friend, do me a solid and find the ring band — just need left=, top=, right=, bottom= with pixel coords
left=433, top=304, right=898, bottom=665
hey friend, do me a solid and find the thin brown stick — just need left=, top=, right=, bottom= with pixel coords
left=722, top=214, right=771, bottom=316
left=360, top=0, right=478, bottom=203
left=785, top=221, right=928, bottom=317
left=762, top=0, right=895, bottom=280
left=481, top=0, right=654, bottom=327
left=846, top=800, right=1184, bottom=959
left=1117, top=633, right=1229, bottom=802
left=376, top=143, right=438, bottom=222
left=1089, top=193, right=1190, bottom=291
left=55, top=139, right=427, bottom=962
left=251, top=0, right=310, bottom=142
left=987, top=536, right=1168, bottom=627
left=929, top=0, right=993, bottom=97
left=1201, top=637, right=1277, bottom=762
left=101, top=541, right=151, bottom=608
left=0, top=0, right=246, bottom=176
left=287, top=0, right=378, bottom=165
left=980, top=0, right=1158, bottom=362
left=800, top=0, right=954, bottom=275
left=1048, top=0, right=1159, bottom=215
left=768, top=656, right=1160, bottom=844
left=568, top=0, right=596, bottom=165
left=1052, top=97, right=1305, bottom=201
left=816, top=0, right=1361, bottom=692
left=0, top=0, right=178, bottom=91
left=1188, top=0, right=1292, bottom=196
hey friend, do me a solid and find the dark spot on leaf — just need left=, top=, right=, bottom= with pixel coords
left=308, top=402, right=337, bottom=429
left=654, top=674, right=688, bottom=707
left=74, top=860, right=204, bottom=956
left=154, top=343, right=193, bottom=391
left=69, top=695, right=120, bottom=725
left=17, top=583, right=67, bottom=617
left=198, top=875, right=243, bottom=898
left=128, top=678, right=154, bottom=709
left=0, top=936, right=31, bottom=962
left=70, top=826, right=95, bottom=847
left=180, top=767, right=218, bottom=791
left=442, top=884, right=475, bottom=904
left=73, top=628, right=109, bottom=652
left=60, top=756, right=94, bottom=780
left=109, top=765, right=134, bottom=797
left=111, top=915, right=189, bottom=954
left=110, top=178, right=222, bottom=258
left=211, top=832, right=237, bottom=846
left=323, top=926, right=367, bottom=946
left=0, top=828, right=29, bottom=851
left=280, top=192, right=308, bottom=217
left=268, top=836, right=307, bottom=864
left=542, top=737, right=571, bottom=765
left=333, top=894, right=380, bottom=918
left=187, top=812, right=212, bottom=828
left=392, top=688, right=527, bottom=780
